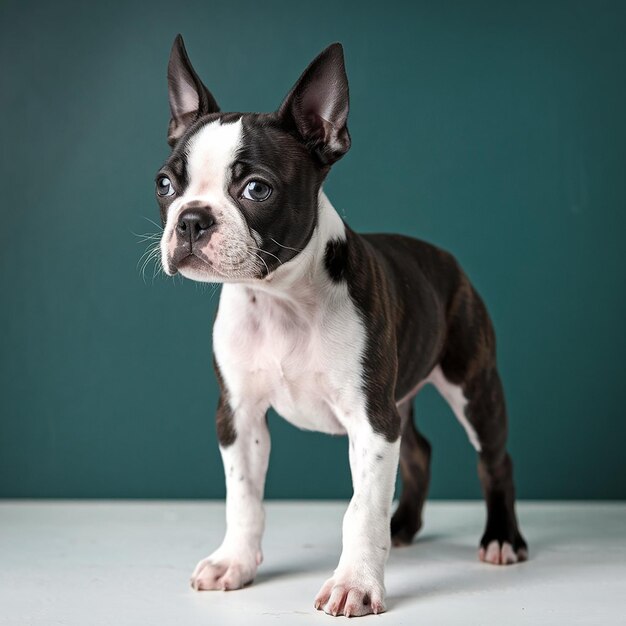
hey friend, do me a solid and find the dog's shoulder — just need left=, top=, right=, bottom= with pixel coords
left=360, top=232, right=457, bottom=272
left=350, top=230, right=463, bottom=296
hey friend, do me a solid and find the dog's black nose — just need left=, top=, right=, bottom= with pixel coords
left=176, top=208, right=216, bottom=242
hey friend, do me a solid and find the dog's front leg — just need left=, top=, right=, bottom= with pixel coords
left=191, top=401, right=270, bottom=591
left=315, top=420, right=400, bottom=617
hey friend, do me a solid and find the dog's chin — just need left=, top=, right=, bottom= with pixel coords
left=171, top=254, right=223, bottom=283
left=173, top=254, right=260, bottom=284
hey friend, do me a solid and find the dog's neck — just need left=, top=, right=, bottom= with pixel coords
left=238, top=190, right=346, bottom=303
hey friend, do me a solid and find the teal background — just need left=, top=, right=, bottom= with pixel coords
left=1, top=0, right=625, bottom=500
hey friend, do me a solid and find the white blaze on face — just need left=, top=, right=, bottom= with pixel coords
left=160, top=118, right=260, bottom=281
left=186, top=118, right=242, bottom=197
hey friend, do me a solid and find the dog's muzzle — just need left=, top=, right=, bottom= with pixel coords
left=166, top=204, right=219, bottom=272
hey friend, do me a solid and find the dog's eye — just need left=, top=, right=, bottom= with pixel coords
left=243, top=181, right=272, bottom=202
left=156, top=176, right=175, bottom=197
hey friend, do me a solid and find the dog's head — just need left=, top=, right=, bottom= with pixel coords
left=156, top=35, right=350, bottom=282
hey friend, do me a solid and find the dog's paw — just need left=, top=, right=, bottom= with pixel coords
left=478, top=539, right=528, bottom=565
left=190, top=549, right=261, bottom=591
left=314, top=572, right=385, bottom=617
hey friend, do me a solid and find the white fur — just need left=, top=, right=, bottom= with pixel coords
left=429, top=366, right=482, bottom=452
left=190, top=410, right=269, bottom=591
left=479, top=540, right=518, bottom=565
left=315, top=420, right=399, bottom=616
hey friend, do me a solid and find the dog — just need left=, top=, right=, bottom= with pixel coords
left=155, top=35, right=528, bottom=617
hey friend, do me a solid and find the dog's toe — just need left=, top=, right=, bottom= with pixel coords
left=190, top=555, right=255, bottom=591
left=478, top=540, right=527, bottom=566
left=315, top=573, right=385, bottom=617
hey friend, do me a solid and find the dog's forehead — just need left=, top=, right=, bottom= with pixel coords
left=185, top=118, right=243, bottom=190
left=166, top=113, right=311, bottom=194
left=236, top=116, right=307, bottom=178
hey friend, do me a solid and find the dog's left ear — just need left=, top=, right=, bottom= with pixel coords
left=278, top=43, right=350, bottom=166
left=167, top=34, right=220, bottom=147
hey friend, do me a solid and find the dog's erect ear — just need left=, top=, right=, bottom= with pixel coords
left=167, top=34, right=220, bottom=147
left=278, top=43, right=350, bottom=166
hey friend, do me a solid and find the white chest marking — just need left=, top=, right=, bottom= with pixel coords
left=213, top=193, right=366, bottom=436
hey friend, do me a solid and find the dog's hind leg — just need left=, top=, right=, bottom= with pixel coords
left=433, top=278, right=528, bottom=565
left=390, top=399, right=432, bottom=546
left=467, top=368, right=528, bottom=565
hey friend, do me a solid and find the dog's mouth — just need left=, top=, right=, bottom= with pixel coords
left=169, top=249, right=256, bottom=282
left=164, top=238, right=268, bottom=282
left=171, top=251, right=216, bottom=275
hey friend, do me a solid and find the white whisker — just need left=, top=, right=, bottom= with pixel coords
left=241, top=248, right=269, bottom=276
left=138, top=238, right=163, bottom=284
left=249, top=245, right=282, bottom=267
left=269, top=238, right=303, bottom=253
left=141, top=216, right=164, bottom=231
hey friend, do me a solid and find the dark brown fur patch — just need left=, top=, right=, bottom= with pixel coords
left=324, top=238, right=348, bottom=282
left=342, top=228, right=526, bottom=555
left=390, top=401, right=432, bottom=545
left=213, top=357, right=237, bottom=447
left=342, top=227, right=401, bottom=442
left=342, top=229, right=471, bottom=441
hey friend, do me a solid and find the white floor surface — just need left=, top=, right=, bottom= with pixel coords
left=0, top=501, right=624, bottom=625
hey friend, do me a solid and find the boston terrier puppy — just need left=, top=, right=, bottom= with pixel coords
left=156, top=35, right=528, bottom=617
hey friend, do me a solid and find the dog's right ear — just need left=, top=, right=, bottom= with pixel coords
left=167, top=34, right=220, bottom=147
left=278, top=43, right=350, bottom=166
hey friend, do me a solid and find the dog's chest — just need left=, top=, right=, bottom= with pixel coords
left=214, top=284, right=366, bottom=434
